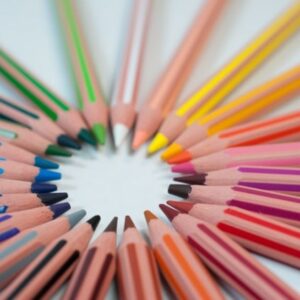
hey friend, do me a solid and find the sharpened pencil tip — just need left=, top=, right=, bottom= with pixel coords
left=104, top=217, right=118, bottom=232
left=159, top=204, right=179, bottom=221
left=148, top=133, right=169, bottom=154
left=87, top=215, right=101, bottom=231
left=46, top=145, right=72, bottom=157
left=124, top=215, right=135, bottom=231
left=113, top=124, right=129, bottom=148
left=168, top=184, right=192, bottom=198
left=132, top=131, right=149, bottom=150
left=57, top=134, right=81, bottom=150
left=34, top=157, right=59, bottom=169
left=161, top=143, right=183, bottom=161
left=167, top=200, right=194, bottom=213
left=31, top=183, right=57, bottom=193
left=174, top=174, right=207, bottom=185
left=50, top=202, right=71, bottom=218
left=171, top=162, right=195, bottom=174
left=78, top=128, right=97, bottom=146
left=37, top=192, right=68, bottom=205
left=92, top=123, right=106, bottom=145
left=35, top=169, right=61, bottom=182
left=144, top=210, right=157, bottom=224
left=167, top=150, right=192, bottom=164
left=67, top=209, right=87, bottom=228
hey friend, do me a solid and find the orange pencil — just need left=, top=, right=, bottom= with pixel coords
left=145, top=210, right=224, bottom=300
left=117, top=216, right=162, bottom=300
left=1, top=215, right=100, bottom=299
left=132, top=0, right=227, bottom=149
left=63, top=217, right=118, bottom=300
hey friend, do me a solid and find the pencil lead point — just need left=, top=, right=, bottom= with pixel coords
left=132, top=131, right=149, bottom=150
left=148, top=133, right=169, bottom=154
left=92, top=123, right=106, bottom=145
left=159, top=204, right=179, bottom=221
left=174, top=174, right=207, bottom=185
left=171, top=162, right=195, bottom=174
left=168, top=184, right=192, bottom=198
left=161, top=143, right=183, bottom=161
left=124, top=215, right=135, bottom=231
left=78, top=128, right=97, bottom=146
left=167, top=150, right=192, bottom=164
left=104, top=217, right=118, bottom=232
left=87, top=215, right=101, bottom=231
left=144, top=210, right=157, bottom=224
left=46, top=145, right=72, bottom=157
left=113, top=124, right=129, bottom=148
left=167, top=200, right=194, bottom=213
left=57, top=134, right=81, bottom=150
left=38, top=192, right=68, bottom=205
left=34, top=157, right=59, bottom=169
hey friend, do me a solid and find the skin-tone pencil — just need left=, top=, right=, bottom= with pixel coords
left=132, top=0, right=227, bottom=150
left=169, top=110, right=300, bottom=164
left=148, top=2, right=300, bottom=154
left=0, top=178, right=57, bottom=194
left=168, top=185, right=300, bottom=227
left=0, top=209, right=86, bottom=288
left=0, top=48, right=96, bottom=145
left=117, top=216, right=162, bottom=300
left=0, top=203, right=70, bottom=242
left=144, top=210, right=224, bottom=300
left=168, top=202, right=300, bottom=268
left=162, top=65, right=300, bottom=160
left=63, top=217, right=118, bottom=300
left=0, top=141, right=59, bottom=169
left=0, top=158, right=61, bottom=182
left=0, top=120, right=72, bottom=157
left=57, top=0, right=108, bottom=145
left=174, top=165, right=300, bottom=194
left=172, top=142, right=300, bottom=174
left=111, top=0, right=152, bottom=147
left=2, top=215, right=100, bottom=299
left=160, top=204, right=300, bottom=300
left=0, top=192, right=68, bottom=213
left=0, top=96, right=81, bottom=150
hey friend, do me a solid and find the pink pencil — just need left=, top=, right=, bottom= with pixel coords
left=172, top=142, right=300, bottom=173
left=145, top=210, right=224, bottom=300
left=1, top=215, right=100, bottom=299
left=110, top=0, right=151, bottom=147
left=63, top=217, right=118, bottom=300
left=168, top=202, right=300, bottom=268
left=117, top=216, right=162, bottom=300
left=160, top=204, right=299, bottom=300
left=0, top=209, right=86, bottom=288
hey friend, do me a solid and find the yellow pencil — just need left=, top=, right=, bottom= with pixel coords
left=148, top=1, right=300, bottom=154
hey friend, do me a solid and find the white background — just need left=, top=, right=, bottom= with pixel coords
left=0, top=0, right=299, bottom=299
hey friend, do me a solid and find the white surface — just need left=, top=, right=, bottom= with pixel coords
left=0, top=0, right=300, bottom=299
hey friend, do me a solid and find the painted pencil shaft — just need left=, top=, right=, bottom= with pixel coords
left=149, top=2, right=300, bottom=153
left=0, top=96, right=80, bottom=149
left=132, top=0, right=226, bottom=149
left=0, top=210, right=86, bottom=288
left=0, top=179, right=57, bottom=194
left=160, top=206, right=299, bottom=300
left=163, top=65, right=300, bottom=160
left=170, top=110, right=300, bottom=163
left=0, top=48, right=95, bottom=145
left=111, top=0, right=151, bottom=147
left=2, top=215, right=100, bottom=299
left=57, top=0, right=108, bottom=144
left=145, top=210, right=224, bottom=300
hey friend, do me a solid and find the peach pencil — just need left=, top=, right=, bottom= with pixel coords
left=0, top=158, right=61, bottom=182
left=168, top=184, right=300, bottom=226
left=110, top=0, right=151, bottom=147
left=163, top=65, right=300, bottom=160
left=0, top=178, right=57, bottom=194
left=160, top=204, right=300, bottom=300
left=0, top=192, right=68, bottom=213
left=172, top=142, right=300, bottom=174
left=2, top=215, right=100, bottom=299
left=117, top=216, right=162, bottom=300
left=0, top=120, right=71, bottom=157
left=174, top=165, right=300, bottom=194
left=168, top=202, right=300, bottom=268
left=0, top=141, right=59, bottom=169
left=0, top=202, right=70, bottom=242
left=0, top=209, right=86, bottom=288
left=169, top=110, right=300, bottom=164
left=148, top=2, right=300, bottom=154
left=132, top=0, right=227, bottom=149
left=0, top=96, right=80, bottom=149
left=144, top=210, right=224, bottom=300
left=63, top=217, right=118, bottom=300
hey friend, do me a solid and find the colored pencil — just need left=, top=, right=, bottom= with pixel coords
left=0, top=209, right=86, bottom=288
left=0, top=48, right=96, bottom=145
left=169, top=110, right=300, bottom=164
left=148, top=2, right=300, bottom=154
left=144, top=210, right=224, bottom=300
left=0, top=96, right=81, bottom=150
left=0, top=202, right=70, bottom=242
left=63, top=217, right=118, bottom=300
left=132, top=0, right=227, bottom=149
left=0, top=158, right=61, bottom=182
left=0, top=192, right=68, bottom=213
left=174, top=165, right=300, bottom=194
left=117, top=216, right=162, bottom=300
left=0, top=140, right=59, bottom=169
left=160, top=204, right=299, bottom=300
left=111, top=0, right=151, bottom=147
left=172, top=142, right=300, bottom=174
left=168, top=202, right=300, bottom=268
left=57, top=0, right=108, bottom=145
left=2, top=215, right=100, bottom=299
left=162, top=65, right=300, bottom=160
left=0, top=179, right=57, bottom=194
left=0, top=120, right=72, bottom=157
